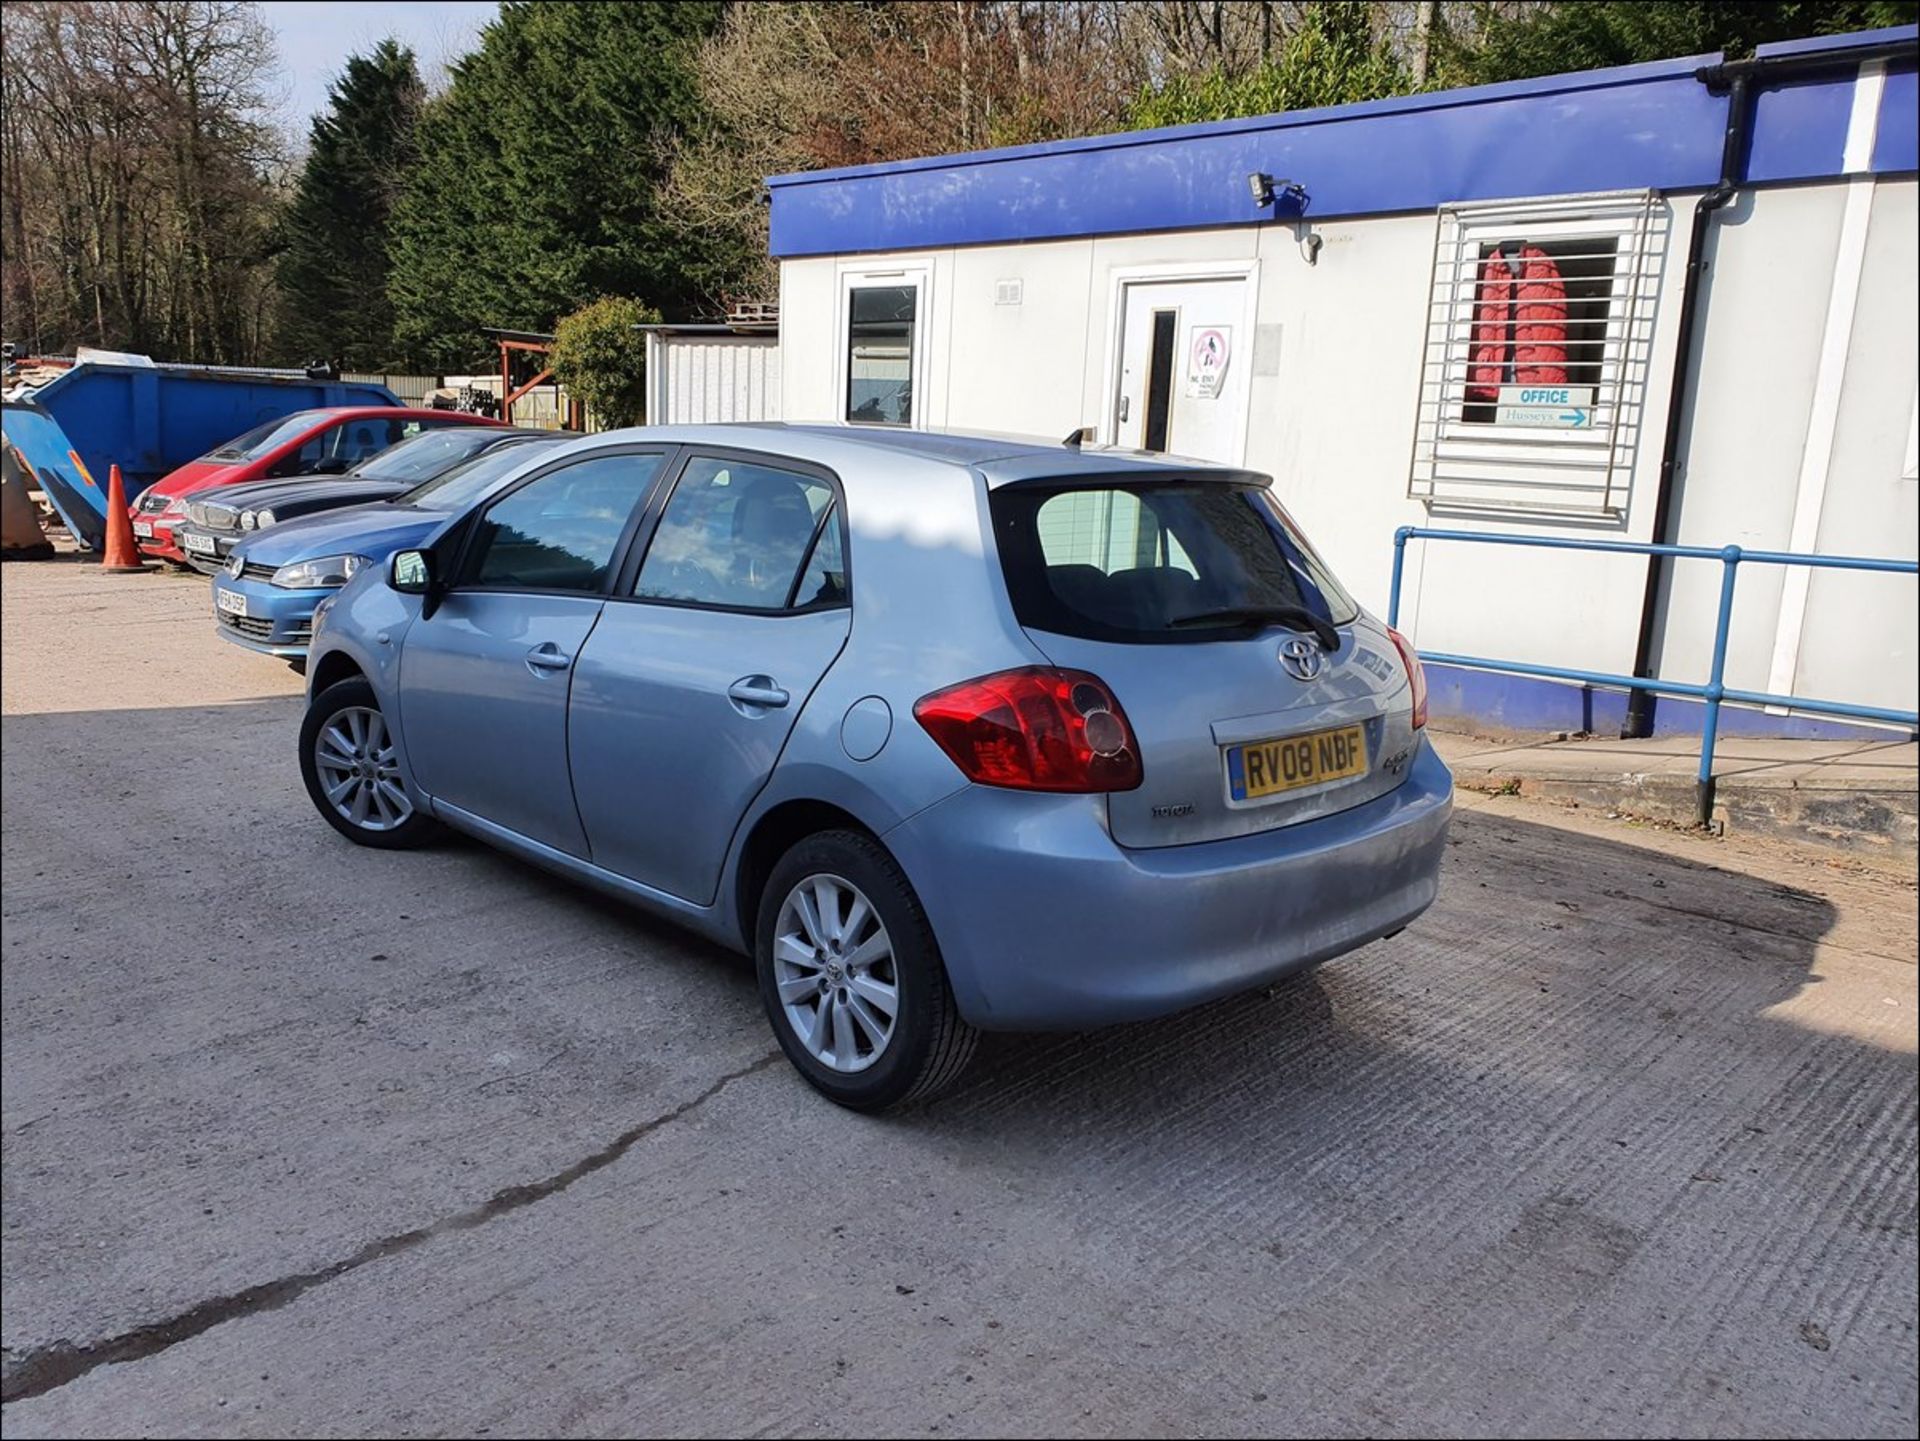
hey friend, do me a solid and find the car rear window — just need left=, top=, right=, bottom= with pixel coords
left=990, top=479, right=1358, bottom=644
left=202, top=410, right=329, bottom=462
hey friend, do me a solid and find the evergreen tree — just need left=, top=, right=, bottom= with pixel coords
left=388, top=1, right=725, bottom=371
left=276, top=40, right=424, bottom=370
left=1435, top=1, right=1917, bottom=87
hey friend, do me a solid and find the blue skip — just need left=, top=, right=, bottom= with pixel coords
left=1, top=359, right=396, bottom=550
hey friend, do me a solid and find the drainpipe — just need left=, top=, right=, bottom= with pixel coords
left=1622, top=71, right=1749, bottom=738
left=1622, top=33, right=1917, bottom=739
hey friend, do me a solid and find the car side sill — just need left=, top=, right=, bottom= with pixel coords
left=428, top=799, right=740, bottom=953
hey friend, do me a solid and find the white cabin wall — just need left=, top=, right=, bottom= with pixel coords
left=776, top=176, right=1911, bottom=720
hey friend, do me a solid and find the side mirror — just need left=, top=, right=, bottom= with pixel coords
left=312, top=457, right=351, bottom=475
left=390, top=548, right=432, bottom=593
left=391, top=547, right=446, bottom=618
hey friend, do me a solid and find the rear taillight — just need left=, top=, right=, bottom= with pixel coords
left=1387, top=626, right=1428, bottom=730
left=914, top=667, right=1142, bottom=793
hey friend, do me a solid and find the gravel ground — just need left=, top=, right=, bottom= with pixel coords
left=3, top=555, right=1916, bottom=1438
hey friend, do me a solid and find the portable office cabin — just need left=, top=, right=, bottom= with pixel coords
left=766, top=26, right=1920, bottom=738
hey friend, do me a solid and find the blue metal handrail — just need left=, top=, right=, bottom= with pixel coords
left=1389, top=526, right=1920, bottom=824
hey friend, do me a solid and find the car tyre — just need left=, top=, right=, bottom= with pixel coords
left=756, top=829, right=978, bottom=1111
left=299, top=677, right=440, bottom=850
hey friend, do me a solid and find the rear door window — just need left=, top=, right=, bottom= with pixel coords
left=327, top=417, right=405, bottom=466
left=789, top=501, right=847, bottom=608
left=263, top=417, right=397, bottom=478
left=992, top=480, right=1357, bottom=643
left=633, top=455, right=842, bottom=612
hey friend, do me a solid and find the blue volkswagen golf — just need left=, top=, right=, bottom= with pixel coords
left=212, top=434, right=570, bottom=666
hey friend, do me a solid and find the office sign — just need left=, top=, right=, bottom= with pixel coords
left=1496, top=384, right=1595, bottom=428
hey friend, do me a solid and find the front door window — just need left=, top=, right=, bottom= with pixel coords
left=462, top=453, right=659, bottom=594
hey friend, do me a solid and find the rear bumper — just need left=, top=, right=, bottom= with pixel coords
left=886, top=736, right=1453, bottom=1030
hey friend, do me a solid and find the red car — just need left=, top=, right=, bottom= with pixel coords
left=131, top=407, right=504, bottom=564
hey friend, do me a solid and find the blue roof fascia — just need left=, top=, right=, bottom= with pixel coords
left=1754, top=23, right=1917, bottom=59
left=765, top=50, right=1717, bottom=191
left=1747, top=69, right=1861, bottom=182
left=1749, top=25, right=1919, bottom=180
left=768, top=52, right=1727, bottom=258
left=767, top=28, right=1916, bottom=259
left=1872, top=61, right=1919, bottom=173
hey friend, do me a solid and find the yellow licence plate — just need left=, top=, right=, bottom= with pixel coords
left=1228, top=723, right=1368, bottom=801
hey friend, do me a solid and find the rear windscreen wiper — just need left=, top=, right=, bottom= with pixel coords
left=1167, top=605, right=1340, bottom=651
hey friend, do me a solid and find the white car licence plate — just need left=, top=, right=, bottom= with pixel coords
left=132, top=521, right=154, bottom=538
left=215, top=588, right=248, bottom=617
left=183, top=531, right=217, bottom=555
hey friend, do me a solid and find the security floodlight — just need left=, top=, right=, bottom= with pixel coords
left=1248, top=173, right=1305, bottom=209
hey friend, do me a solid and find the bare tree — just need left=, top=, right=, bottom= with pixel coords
left=0, top=0, right=283, bottom=362
left=1411, top=0, right=1436, bottom=83
left=660, top=1, right=1163, bottom=299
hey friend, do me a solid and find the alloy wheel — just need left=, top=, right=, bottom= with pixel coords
left=773, top=874, right=898, bottom=1073
left=312, top=705, right=413, bottom=832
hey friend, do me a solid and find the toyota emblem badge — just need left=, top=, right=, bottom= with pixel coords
left=1278, top=635, right=1322, bottom=681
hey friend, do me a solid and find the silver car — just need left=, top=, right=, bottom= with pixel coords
left=299, top=426, right=1452, bottom=1109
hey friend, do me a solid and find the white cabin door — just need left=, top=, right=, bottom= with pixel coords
left=1113, top=278, right=1251, bottom=464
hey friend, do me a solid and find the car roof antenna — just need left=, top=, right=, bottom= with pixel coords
left=1063, top=426, right=1094, bottom=448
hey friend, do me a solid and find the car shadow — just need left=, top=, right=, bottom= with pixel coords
left=911, top=799, right=1889, bottom=1134
left=424, top=787, right=1902, bottom=1153
left=439, top=790, right=1916, bottom=1434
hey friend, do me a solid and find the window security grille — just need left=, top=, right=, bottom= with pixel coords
left=1409, top=190, right=1667, bottom=518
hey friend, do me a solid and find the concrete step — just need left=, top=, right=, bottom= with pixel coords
left=1430, top=730, right=1918, bottom=869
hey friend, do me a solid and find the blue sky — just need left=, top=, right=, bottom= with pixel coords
left=263, top=1, right=500, bottom=136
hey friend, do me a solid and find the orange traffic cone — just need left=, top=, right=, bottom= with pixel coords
left=101, top=464, right=148, bottom=573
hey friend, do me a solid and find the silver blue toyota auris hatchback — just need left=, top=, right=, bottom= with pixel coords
left=299, top=425, right=1452, bottom=1109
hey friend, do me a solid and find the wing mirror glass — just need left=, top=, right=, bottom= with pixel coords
left=390, top=549, right=432, bottom=593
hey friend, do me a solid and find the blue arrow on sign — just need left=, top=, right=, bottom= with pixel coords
left=1559, top=408, right=1589, bottom=426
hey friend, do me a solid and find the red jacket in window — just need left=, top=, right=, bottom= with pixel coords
left=1467, top=243, right=1569, bottom=404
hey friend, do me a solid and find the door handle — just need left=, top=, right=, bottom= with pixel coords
left=727, top=676, right=790, bottom=710
left=525, top=643, right=573, bottom=673
left=1118, top=395, right=1130, bottom=422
